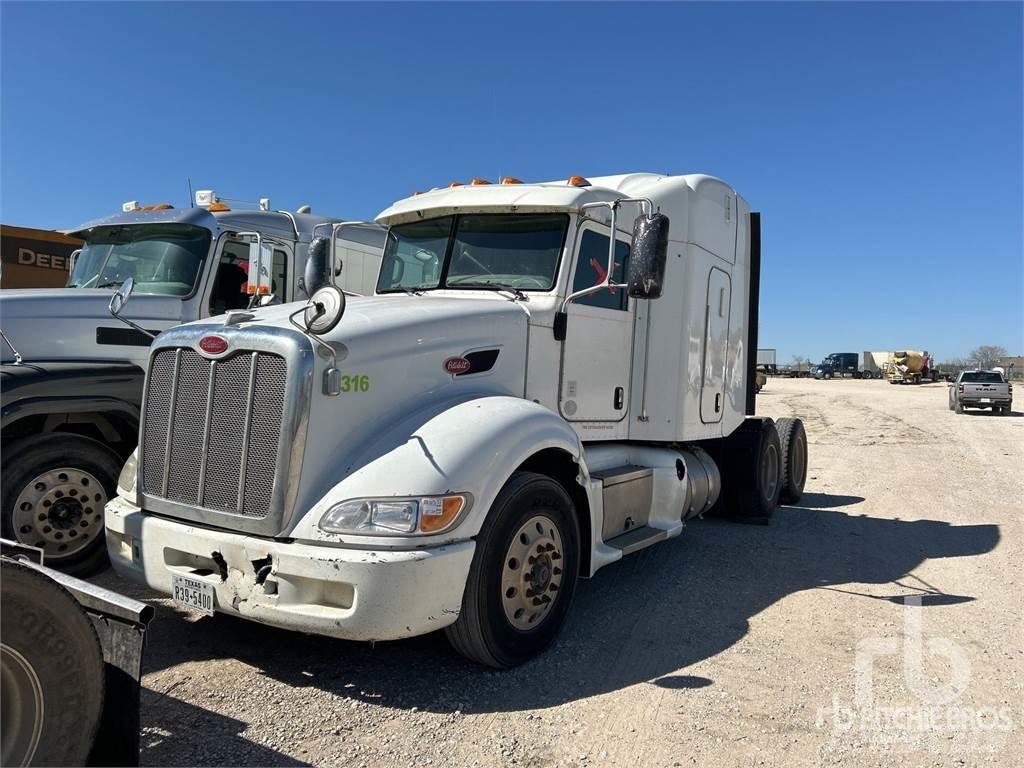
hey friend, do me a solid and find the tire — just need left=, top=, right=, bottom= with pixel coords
left=824, top=372, right=832, bottom=380
left=446, top=472, right=580, bottom=668
left=1, top=559, right=105, bottom=767
left=775, top=418, right=808, bottom=504
left=1, top=433, right=121, bottom=576
left=954, top=400, right=963, bottom=414
left=719, top=418, right=782, bottom=524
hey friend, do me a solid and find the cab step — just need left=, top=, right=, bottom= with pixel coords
left=605, top=525, right=668, bottom=555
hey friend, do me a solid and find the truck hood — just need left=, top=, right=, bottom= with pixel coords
left=144, top=293, right=531, bottom=534
left=0, top=289, right=185, bottom=367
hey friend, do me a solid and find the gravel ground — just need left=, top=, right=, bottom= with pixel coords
left=92, top=377, right=1023, bottom=767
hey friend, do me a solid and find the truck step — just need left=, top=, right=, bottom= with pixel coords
left=605, top=525, right=668, bottom=556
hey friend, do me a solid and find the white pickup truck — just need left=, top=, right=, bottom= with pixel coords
left=105, top=173, right=808, bottom=667
left=949, top=370, right=1013, bottom=415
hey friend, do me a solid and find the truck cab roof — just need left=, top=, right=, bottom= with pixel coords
left=68, top=206, right=348, bottom=245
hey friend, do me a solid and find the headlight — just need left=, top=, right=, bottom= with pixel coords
left=117, top=453, right=138, bottom=496
left=319, top=495, right=466, bottom=536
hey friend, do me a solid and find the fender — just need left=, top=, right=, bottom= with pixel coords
left=1, top=362, right=143, bottom=432
left=289, top=394, right=589, bottom=547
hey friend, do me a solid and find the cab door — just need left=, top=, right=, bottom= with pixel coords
left=700, top=267, right=732, bottom=423
left=205, top=239, right=292, bottom=316
left=559, top=226, right=634, bottom=424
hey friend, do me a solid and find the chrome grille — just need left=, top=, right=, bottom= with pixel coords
left=141, top=348, right=288, bottom=519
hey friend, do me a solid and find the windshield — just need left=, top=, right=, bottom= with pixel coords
left=377, top=213, right=568, bottom=294
left=68, top=223, right=212, bottom=296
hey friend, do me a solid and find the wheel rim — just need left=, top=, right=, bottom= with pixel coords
left=12, top=468, right=106, bottom=560
left=761, top=444, right=780, bottom=501
left=500, top=514, right=565, bottom=631
left=791, top=434, right=807, bottom=487
left=1, top=644, right=44, bottom=767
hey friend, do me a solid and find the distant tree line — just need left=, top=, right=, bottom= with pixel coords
left=938, top=345, right=1018, bottom=377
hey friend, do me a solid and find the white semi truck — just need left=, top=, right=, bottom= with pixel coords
left=105, top=173, right=808, bottom=667
left=1, top=192, right=383, bottom=575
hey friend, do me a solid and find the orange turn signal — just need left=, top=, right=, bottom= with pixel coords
left=245, top=284, right=271, bottom=295
left=568, top=175, right=591, bottom=187
left=418, top=495, right=465, bottom=533
left=499, top=176, right=522, bottom=185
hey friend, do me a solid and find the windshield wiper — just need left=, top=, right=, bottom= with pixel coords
left=97, top=280, right=124, bottom=289
left=449, top=281, right=528, bottom=302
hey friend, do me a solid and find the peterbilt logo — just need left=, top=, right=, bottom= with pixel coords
left=198, top=335, right=229, bottom=356
left=444, top=357, right=471, bottom=375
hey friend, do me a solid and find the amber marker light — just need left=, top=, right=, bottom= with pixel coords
left=418, top=495, right=466, bottom=533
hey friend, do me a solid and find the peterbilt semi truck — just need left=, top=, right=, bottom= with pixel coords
left=1, top=192, right=384, bottom=575
left=105, top=173, right=808, bottom=668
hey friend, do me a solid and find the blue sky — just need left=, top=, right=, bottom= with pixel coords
left=2, top=2, right=1021, bottom=361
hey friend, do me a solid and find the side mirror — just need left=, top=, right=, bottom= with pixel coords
left=304, top=237, right=331, bottom=297
left=303, top=285, right=346, bottom=335
left=627, top=213, right=670, bottom=299
left=107, top=276, right=157, bottom=339
left=108, top=276, right=136, bottom=317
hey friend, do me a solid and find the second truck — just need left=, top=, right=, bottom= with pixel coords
left=1, top=192, right=384, bottom=574
left=105, top=172, right=808, bottom=668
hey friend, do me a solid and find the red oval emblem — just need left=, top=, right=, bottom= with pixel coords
left=198, top=335, right=228, bottom=355
left=444, top=357, right=471, bottom=375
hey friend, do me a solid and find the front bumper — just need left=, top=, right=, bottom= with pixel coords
left=105, top=496, right=475, bottom=641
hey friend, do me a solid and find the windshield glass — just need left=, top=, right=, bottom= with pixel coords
left=377, top=213, right=568, bottom=293
left=68, top=224, right=211, bottom=296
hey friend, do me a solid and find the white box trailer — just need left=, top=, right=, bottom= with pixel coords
left=105, top=173, right=809, bottom=667
left=862, top=350, right=892, bottom=379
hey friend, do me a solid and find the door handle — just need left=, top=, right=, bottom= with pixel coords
left=614, top=387, right=624, bottom=410
left=715, top=393, right=721, bottom=412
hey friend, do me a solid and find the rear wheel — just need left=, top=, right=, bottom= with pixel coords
left=446, top=472, right=580, bottom=668
left=1, top=434, right=120, bottom=576
left=718, top=418, right=782, bottom=524
left=954, top=400, right=963, bottom=414
left=1, top=559, right=105, bottom=767
left=775, top=418, right=808, bottom=504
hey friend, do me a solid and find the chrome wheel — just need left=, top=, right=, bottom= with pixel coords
left=1, top=644, right=44, bottom=767
left=761, top=443, right=780, bottom=501
left=12, top=468, right=106, bottom=560
left=500, top=514, right=565, bottom=630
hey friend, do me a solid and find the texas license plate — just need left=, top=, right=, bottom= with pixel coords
left=172, top=574, right=215, bottom=616
left=980, top=398, right=991, bottom=403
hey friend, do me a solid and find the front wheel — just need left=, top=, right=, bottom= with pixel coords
left=1, top=434, right=121, bottom=576
left=446, top=472, right=580, bottom=668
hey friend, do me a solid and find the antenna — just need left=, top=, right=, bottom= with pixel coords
left=187, top=177, right=194, bottom=208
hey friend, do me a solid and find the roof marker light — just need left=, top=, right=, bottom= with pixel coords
left=470, top=178, right=491, bottom=186
left=568, top=176, right=591, bottom=187
left=499, top=177, right=522, bottom=185
left=208, top=202, right=231, bottom=212
left=448, top=181, right=463, bottom=188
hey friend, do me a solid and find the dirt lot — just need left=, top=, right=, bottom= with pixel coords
left=93, top=378, right=1023, bottom=767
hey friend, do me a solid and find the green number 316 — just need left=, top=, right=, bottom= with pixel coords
left=341, top=375, right=370, bottom=393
